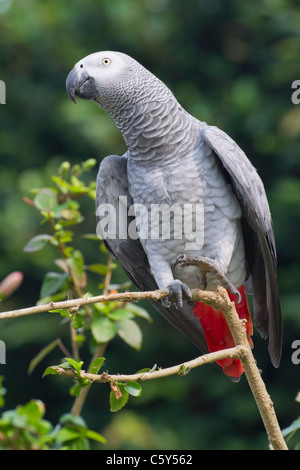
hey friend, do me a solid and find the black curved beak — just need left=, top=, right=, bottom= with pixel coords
left=66, top=67, right=98, bottom=103
left=66, top=67, right=80, bottom=103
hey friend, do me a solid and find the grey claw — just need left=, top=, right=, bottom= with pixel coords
left=235, top=289, right=242, bottom=304
left=161, top=297, right=172, bottom=308
left=161, top=280, right=192, bottom=310
left=174, top=254, right=186, bottom=268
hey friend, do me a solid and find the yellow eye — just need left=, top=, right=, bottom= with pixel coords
left=102, top=58, right=111, bottom=66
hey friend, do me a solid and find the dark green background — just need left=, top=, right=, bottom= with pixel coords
left=0, top=0, right=299, bottom=450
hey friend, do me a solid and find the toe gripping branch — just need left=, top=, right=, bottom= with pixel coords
left=174, top=254, right=242, bottom=304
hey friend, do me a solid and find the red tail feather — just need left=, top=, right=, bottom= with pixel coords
left=192, top=285, right=253, bottom=380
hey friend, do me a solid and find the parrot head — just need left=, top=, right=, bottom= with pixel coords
left=66, top=51, right=170, bottom=114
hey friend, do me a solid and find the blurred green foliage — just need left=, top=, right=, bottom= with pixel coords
left=0, top=0, right=300, bottom=450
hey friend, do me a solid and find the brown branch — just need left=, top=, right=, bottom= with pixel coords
left=0, top=289, right=169, bottom=320
left=52, top=346, right=243, bottom=382
left=0, top=286, right=288, bottom=450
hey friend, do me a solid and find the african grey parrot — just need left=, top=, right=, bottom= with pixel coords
left=66, top=51, right=282, bottom=380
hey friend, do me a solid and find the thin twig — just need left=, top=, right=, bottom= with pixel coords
left=52, top=346, right=243, bottom=383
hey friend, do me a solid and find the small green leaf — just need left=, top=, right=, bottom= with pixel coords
left=24, top=234, right=53, bottom=252
left=85, top=429, right=106, bottom=443
left=109, top=387, right=129, bottom=412
left=82, top=158, right=97, bottom=171
left=80, top=233, right=99, bottom=241
left=135, top=367, right=151, bottom=374
left=56, top=361, right=73, bottom=369
left=116, top=319, right=142, bottom=351
left=34, top=188, right=57, bottom=211
left=55, top=426, right=82, bottom=444
left=86, top=264, right=110, bottom=275
left=60, top=209, right=81, bottom=221
left=124, top=381, right=142, bottom=397
left=178, top=365, right=190, bottom=376
left=66, top=250, right=86, bottom=287
left=49, top=308, right=71, bottom=316
left=52, top=175, right=70, bottom=194
left=59, top=413, right=86, bottom=427
left=40, top=272, right=69, bottom=298
left=58, top=161, right=71, bottom=177
left=42, top=367, right=59, bottom=378
left=64, top=358, right=83, bottom=376
left=282, top=418, right=300, bottom=437
left=108, top=308, right=134, bottom=321
left=89, top=357, right=105, bottom=375
left=71, top=313, right=84, bottom=329
left=124, top=304, right=152, bottom=322
left=91, top=316, right=117, bottom=343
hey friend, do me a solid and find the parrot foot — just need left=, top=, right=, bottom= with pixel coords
left=174, top=254, right=242, bottom=303
left=161, top=280, right=193, bottom=310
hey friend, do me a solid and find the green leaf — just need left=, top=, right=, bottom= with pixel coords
left=52, top=175, right=70, bottom=194
left=85, top=429, right=106, bottom=444
left=80, top=233, right=99, bottom=241
left=42, top=367, right=59, bottom=378
left=57, top=361, right=73, bottom=369
left=71, top=313, right=84, bottom=329
left=20, top=399, right=45, bottom=422
left=59, top=413, right=86, bottom=428
left=60, top=209, right=82, bottom=221
left=55, top=426, right=82, bottom=444
left=135, top=367, right=151, bottom=374
left=89, top=357, right=105, bottom=375
left=91, top=316, right=117, bottom=343
left=66, top=250, right=86, bottom=287
left=58, top=161, right=70, bottom=177
left=34, top=188, right=57, bottom=211
left=124, top=303, right=152, bottom=322
left=82, top=158, right=97, bottom=171
left=54, top=230, right=73, bottom=244
left=116, top=319, right=142, bottom=351
left=282, top=418, right=300, bottom=437
left=40, top=272, right=69, bottom=298
left=23, top=234, right=53, bottom=252
left=64, top=358, right=83, bottom=376
left=108, top=308, right=134, bottom=321
left=178, top=365, right=191, bottom=376
left=109, top=387, right=129, bottom=412
left=86, top=263, right=110, bottom=275
left=124, top=381, right=142, bottom=397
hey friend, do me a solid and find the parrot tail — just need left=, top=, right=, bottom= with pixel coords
left=192, top=285, right=253, bottom=381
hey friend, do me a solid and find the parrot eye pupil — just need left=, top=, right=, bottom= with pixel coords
left=102, top=58, right=111, bottom=66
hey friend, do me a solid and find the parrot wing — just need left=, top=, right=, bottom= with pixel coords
left=202, top=124, right=282, bottom=367
left=96, top=153, right=209, bottom=355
